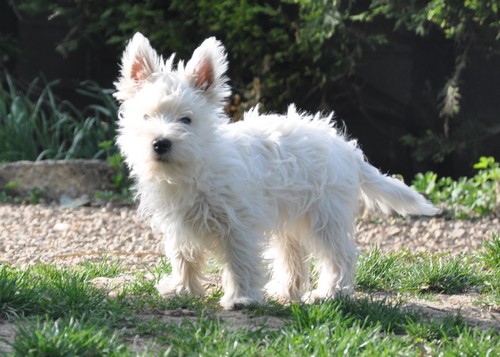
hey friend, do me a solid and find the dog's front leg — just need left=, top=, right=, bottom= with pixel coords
left=156, top=242, right=206, bottom=297
left=218, top=229, right=265, bottom=310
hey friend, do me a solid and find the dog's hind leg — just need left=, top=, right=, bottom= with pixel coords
left=265, top=226, right=310, bottom=302
left=304, top=212, right=357, bottom=303
left=218, top=229, right=266, bottom=310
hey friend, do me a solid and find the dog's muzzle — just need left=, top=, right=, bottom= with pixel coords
left=152, top=138, right=172, bottom=156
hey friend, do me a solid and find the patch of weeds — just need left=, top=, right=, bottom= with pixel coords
left=96, top=140, right=133, bottom=203
left=440, top=325, right=500, bottom=355
left=481, top=233, right=500, bottom=270
left=406, top=314, right=500, bottom=354
left=357, top=251, right=483, bottom=295
left=78, top=257, right=124, bottom=279
left=9, top=316, right=130, bottom=356
left=114, top=278, right=219, bottom=313
left=403, top=254, right=482, bottom=294
left=146, top=257, right=172, bottom=282
left=159, top=316, right=263, bottom=356
left=94, top=188, right=134, bottom=205
left=0, top=181, right=46, bottom=204
left=336, top=295, right=413, bottom=334
left=406, top=313, right=467, bottom=342
left=101, top=141, right=127, bottom=187
left=479, top=233, right=500, bottom=304
left=28, top=187, right=44, bottom=204
left=290, top=296, right=412, bottom=335
left=36, top=267, right=112, bottom=320
left=0, top=181, right=22, bottom=203
left=0, top=264, right=130, bottom=324
left=356, top=249, right=401, bottom=290
left=133, top=317, right=172, bottom=338
left=122, top=274, right=158, bottom=297
left=283, top=301, right=414, bottom=356
left=159, top=294, right=221, bottom=311
left=244, top=299, right=293, bottom=318
left=0, top=265, right=40, bottom=318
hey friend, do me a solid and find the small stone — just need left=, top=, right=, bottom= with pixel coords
left=53, top=222, right=70, bottom=231
left=450, top=228, right=466, bottom=239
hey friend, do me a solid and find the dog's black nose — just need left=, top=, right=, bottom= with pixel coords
left=152, top=138, right=171, bottom=155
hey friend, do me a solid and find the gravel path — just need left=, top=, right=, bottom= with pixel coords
left=1, top=203, right=499, bottom=269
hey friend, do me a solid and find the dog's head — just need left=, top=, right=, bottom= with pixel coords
left=114, top=33, right=230, bottom=182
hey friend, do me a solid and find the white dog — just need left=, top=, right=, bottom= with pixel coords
left=114, top=33, right=437, bottom=309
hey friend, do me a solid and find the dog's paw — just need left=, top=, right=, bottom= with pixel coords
left=156, top=275, right=204, bottom=297
left=302, top=286, right=353, bottom=304
left=220, top=294, right=263, bottom=310
left=302, top=289, right=330, bottom=304
left=265, top=281, right=304, bottom=303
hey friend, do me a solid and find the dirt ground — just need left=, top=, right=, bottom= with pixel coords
left=0, top=203, right=499, bottom=353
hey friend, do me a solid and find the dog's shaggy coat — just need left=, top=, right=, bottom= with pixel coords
left=115, top=33, right=437, bottom=309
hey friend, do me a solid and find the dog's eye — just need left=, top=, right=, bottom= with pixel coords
left=143, top=114, right=151, bottom=120
left=179, top=117, right=191, bottom=125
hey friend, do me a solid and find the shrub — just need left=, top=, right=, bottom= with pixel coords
left=0, top=72, right=117, bottom=162
left=412, top=156, right=499, bottom=218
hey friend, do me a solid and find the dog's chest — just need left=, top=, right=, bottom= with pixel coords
left=181, top=191, right=232, bottom=239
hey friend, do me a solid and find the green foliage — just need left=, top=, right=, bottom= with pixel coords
left=0, top=181, right=20, bottom=203
left=0, top=33, right=19, bottom=65
left=412, top=156, right=500, bottom=218
left=0, top=73, right=117, bottom=162
left=98, top=139, right=130, bottom=193
left=357, top=0, right=500, bottom=41
left=8, top=0, right=499, bottom=169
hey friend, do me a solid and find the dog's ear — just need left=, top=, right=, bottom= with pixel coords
left=114, top=32, right=162, bottom=102
left=185, top=37, right=230, bottom=103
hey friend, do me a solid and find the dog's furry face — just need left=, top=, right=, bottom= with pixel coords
left=114, top=33, right=230, bottom=182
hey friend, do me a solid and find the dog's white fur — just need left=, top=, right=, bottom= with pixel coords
left=115, top=33, right=438, bottom=309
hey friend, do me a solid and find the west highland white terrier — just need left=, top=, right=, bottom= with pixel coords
left=114, top=33, right=437, bottom=310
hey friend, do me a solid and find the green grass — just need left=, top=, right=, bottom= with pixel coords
left=356, top=233, right=500, bottom=306
left=10, top=317, right=128, bottom=356
left=357, top=249, right=486, bottom=294
left=1, top=239, right=499, bottom=356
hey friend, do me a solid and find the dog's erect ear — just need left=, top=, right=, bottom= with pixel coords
left=185, top=37, right=230, bottom=103
left=114, top=32, right=162, bottom=101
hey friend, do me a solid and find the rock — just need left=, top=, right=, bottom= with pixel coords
left=0, top=160, right=115, bottom=200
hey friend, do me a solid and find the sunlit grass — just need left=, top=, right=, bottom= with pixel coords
left=1, top=240, right=499, bottom=355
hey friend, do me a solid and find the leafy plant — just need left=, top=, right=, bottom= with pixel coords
left=412, top=156, right=499, bottom=218
left=0, top=72, right=117, bottom=162
left=0, top=181, right=20, bottom=203
left=8, top=0, right=500, bottom=171
left=98, top=140, right=126, bottom=189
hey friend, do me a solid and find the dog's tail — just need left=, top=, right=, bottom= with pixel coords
left=359, top=160, right=438, bottom=216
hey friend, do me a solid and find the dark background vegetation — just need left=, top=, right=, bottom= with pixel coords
left=1, top=0, right=499, bottom=179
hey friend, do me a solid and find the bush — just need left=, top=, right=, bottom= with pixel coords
left=0, top=72, right=117, bottom=162
left=6, top=0, right=500, bottom=171
left=412, top=156, right=500, bottom=218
